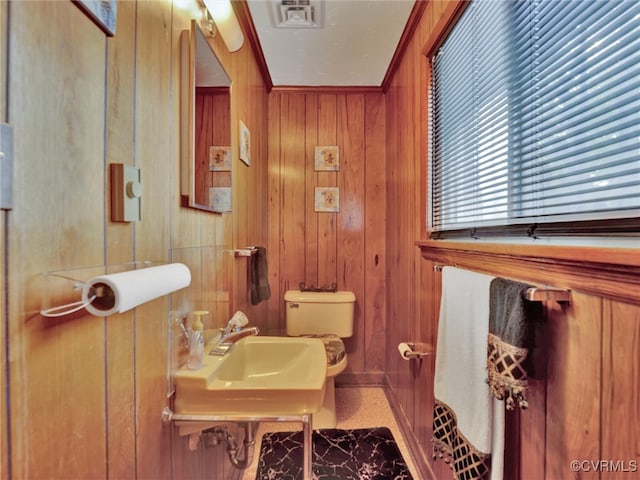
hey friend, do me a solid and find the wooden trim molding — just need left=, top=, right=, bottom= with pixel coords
left=233, top=0, right=273, bottom=92
left=421, top=0, right=469, bottom=57
left=195, top=86, right=230, bottom=95
left=417, top=240, right=640, bottom=305
left=270, top=85, right=383, bottom=94
left=383, top=377, right=436, bottom=480
left=381, top=0, right=428, bottom=93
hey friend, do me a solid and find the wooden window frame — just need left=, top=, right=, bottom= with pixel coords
left=418, top=0, right=639, bottom=305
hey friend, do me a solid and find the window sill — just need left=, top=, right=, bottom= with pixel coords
left=416, top=239, right=640, bottom=304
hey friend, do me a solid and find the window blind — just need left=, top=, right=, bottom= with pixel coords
left=430, top=0, right=640, bottom=236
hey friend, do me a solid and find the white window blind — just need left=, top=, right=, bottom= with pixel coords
left=430, top=0, right=640, bottom=237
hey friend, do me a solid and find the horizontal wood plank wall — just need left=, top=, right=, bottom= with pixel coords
left=3, top=1, right=268, bottom=479
left=384, top=1, right=640, bottom=479
left=266, top=92, right=386, bottom=382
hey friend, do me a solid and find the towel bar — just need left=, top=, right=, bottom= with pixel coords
left=525, top=287, right=571, bottom=303
left=432, top=265, right=571, bottom=303
left=234, top=247, right=258, bottom=257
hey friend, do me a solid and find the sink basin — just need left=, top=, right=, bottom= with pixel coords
left=173, top=335, right=327, bottom=416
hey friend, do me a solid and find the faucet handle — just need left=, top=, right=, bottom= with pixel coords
left=229, top=310, right=249, bottom=329
left=225, top=310, right=249, bottom=334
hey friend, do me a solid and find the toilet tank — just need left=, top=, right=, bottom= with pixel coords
left=284, top=290, right=356, bottom=338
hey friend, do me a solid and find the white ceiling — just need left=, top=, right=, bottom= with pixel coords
left=245, top=0, right=416, bottom=87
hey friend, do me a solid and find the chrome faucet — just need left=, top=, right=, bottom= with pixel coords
left=210, top=326, right=260, bottom=356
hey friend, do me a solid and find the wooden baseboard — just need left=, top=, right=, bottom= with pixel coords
left=382, top=376, right=436, bottom=480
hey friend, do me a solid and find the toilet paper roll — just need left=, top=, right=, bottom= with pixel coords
left=82, top=263, right=191, bottom=316
left=397, top=342, right=412, bottom=360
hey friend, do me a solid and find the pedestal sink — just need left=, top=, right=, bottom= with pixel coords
left=173, top=335, right=327, bottom=416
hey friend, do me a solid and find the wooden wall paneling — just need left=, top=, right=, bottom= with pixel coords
left=304, top=94, right=319, bottom=287
left=214, top=92, right=232, bottom=146
left=133, top=2, right=173, bottom=477
left=4, top=0, right=269, bottom=477
left=104, top=0, right=137, bottom=477
left=385, top=4, right=486, bottom=475
left=414, top=259, right=435, bottom=455
left=515, top=302, right=549, bottom=480
left=389, top=47, right=418, bottom=427
left=268, top=90, right=386, bottom=382
left=384, top=79, right=400, bottom=388
left=8, top=1, right=108, bottom=478
left=545, top=293, right=601, bottom=479
left=385, top=1, right=640, bottom=479
left=279, top=94, right=307, bottom=300
left=363, top=93, right=386, bottom=373
left=601, top=300, right=640, bottom=479
left=169, top=4, right=203, bottom=260
left=430, top=262, right=447, bottom=480
left=410, top=258, right=438, bottom=479
left=0, top=0, right=7, bottom=478
left=198, top=92, right=232, bottom=199
left=337, top=94, right=366, bottom=373
left=228, top=46, right=247, bottom=306
left=266, top=92, right=282, bottom=334
left=194, top=92, right=210, bottom=205
left=239, top=59, right=269, bottom=253
left=423, top=260, right=448, bottom=480
left=417, top=6, right=432, bottom=240
left=219, top=213, right=234, bottom=316
left=316, top=94, right=338, bottom=289
left=408, top=31, right=427, bottom=447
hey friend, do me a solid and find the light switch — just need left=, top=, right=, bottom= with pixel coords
left=110, top=163, right=142, bottom=222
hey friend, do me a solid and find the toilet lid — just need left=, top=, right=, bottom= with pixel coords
left=302, top=334, right=346, bottom=366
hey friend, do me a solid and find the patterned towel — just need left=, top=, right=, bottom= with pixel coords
left=486, top=277, right=542, bottom=410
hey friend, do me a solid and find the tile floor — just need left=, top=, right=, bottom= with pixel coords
left=241, top=386, right=418, bottom=479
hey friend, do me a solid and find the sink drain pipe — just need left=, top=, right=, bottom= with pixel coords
left=204, top=422, right=257, bottom=470
left=226, top=421, right=257, bottom=469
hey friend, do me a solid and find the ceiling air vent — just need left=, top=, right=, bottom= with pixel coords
left=274, top=0, right=324, bottom=28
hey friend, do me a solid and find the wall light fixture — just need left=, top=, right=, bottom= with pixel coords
left=202, top=0, right=244, bottom=52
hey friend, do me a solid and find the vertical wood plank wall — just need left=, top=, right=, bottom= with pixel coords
left=384, top=2, right=640, bottom=479
left=265, top=92, right=387, bottom=383
left=194, top=88, right=232, bottom=206
left=1, top=1, right=267, bottom=479
left=2, top=1, right=638, bottom=479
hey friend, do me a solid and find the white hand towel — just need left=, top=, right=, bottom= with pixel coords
left=433, top=267, right=504, bottom=480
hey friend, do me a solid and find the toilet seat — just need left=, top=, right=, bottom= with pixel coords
left=301, top=334, right=347, bottom=377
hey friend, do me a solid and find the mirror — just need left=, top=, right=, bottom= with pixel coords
left=181, top=20, right=232, bottom=213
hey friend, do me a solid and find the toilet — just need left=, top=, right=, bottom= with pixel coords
left=284, top=289, right=356, bottom=429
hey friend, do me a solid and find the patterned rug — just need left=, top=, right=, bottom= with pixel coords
left=255, top=427, right=413, bottom=480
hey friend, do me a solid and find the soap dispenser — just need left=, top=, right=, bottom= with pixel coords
left=187, top=310, right=207, bottom=370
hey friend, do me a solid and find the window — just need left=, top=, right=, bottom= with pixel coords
left=429, top=0, right=640, bottom=238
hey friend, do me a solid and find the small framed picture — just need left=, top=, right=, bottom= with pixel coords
left=315, top=187, right=339, bottom=212
left=209, top=187, right=232, bottom=212
left=314, top=146, right=339, bottom=171
left=209, top=146, right=231, bottom=171
left=239, top=120, right=251, bottom=166
left=72, top=0, right=117, bottom=36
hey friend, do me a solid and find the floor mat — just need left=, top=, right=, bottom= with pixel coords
left=255, top=427, right=413, bottom=480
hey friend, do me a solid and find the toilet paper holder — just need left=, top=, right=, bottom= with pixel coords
left=398, top=342, right=433, bottom=360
